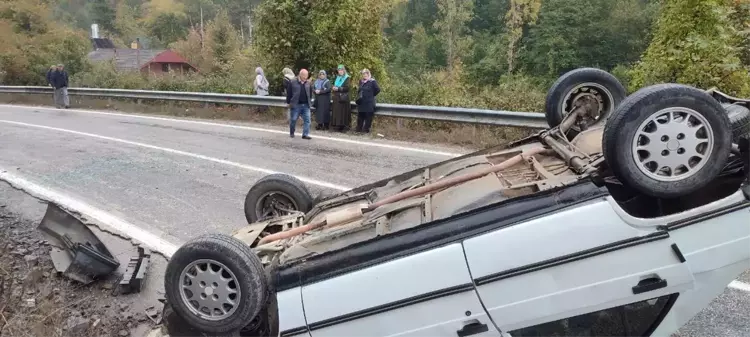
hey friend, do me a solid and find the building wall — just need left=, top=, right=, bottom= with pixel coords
left=141, top=62, right=195, bottom=76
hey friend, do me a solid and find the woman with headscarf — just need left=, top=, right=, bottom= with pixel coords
left=254, top=67, right=269, bottom=96
left=281, top=67, right=295, bottom=96
left=313, top=70, right=332, bottom=130
left=281, top=67, right=296, bottom=120
left=355, top=68, right=380, bottom=133
left=330, top=64, right=352, bottom=132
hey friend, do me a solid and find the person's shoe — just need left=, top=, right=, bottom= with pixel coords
left=302, top=135, right=312, bottom=140
left=290, top=133, right=295, bottom=138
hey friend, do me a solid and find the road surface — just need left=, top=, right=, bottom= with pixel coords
left=0, top=104, right=747, bottom=336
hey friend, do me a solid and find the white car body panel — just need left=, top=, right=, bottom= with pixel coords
left=276, top=188, right=748, bottom=337
left=299, top=243, right=501, bottom=337
left=461, top=199, right=649, bottom=276
left=277, top=287, right=309, bottom=337
left=463, top=199, right=695, bottom=332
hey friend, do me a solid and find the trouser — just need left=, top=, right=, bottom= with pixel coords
left=356, top=110, right=374, bottom=133
left=54, top=87, right=69, bottom=107
left=290, top=104, right=311, bottom=136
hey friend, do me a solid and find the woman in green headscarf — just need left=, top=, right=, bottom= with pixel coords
left=330, top=64, right=352, bottom=132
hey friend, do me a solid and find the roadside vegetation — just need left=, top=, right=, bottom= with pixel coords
left=0, top=0, right=749, bottom=147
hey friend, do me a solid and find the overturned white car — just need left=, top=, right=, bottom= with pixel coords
left=162, top=68, right=750, bottom=337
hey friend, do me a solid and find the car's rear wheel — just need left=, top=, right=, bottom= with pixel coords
left=244, top=174, right=313, bottom=223
left=603, top=84, right=732, bottom=198
left=545, top=68, right=627, bottom=136
left=164, top=234, right=269, bottom=335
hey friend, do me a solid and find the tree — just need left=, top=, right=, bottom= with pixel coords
left=148, top=12, right=187, bottom=46
left=433, top=0, right=474, bottom=75
left=253, top=0, right=394, bottom=94
left=629, top=0, right=750, bottom=95
left=0, top=0, right=90, bottom=85
left=207, top=10, right=242, bottom=73
left=504, top=0, right=541, bottom=73
left=114, top=2, right=144, bottom=43
left=88, top=0, right=116, bottom=33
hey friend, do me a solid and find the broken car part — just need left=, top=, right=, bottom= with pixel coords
left=37, top=203, right=120, bottom=284
left=118, top=246, right=151, bottom=294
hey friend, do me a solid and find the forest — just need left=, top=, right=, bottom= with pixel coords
left=0, top=0, right=749, bottom=112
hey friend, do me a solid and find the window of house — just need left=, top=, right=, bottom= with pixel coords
left=507, top=294, right=677, bottom=337
left=162, top=63, right=169, bottom=73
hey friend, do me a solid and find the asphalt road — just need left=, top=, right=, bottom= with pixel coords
left=0, top=104, right=464, bottom=243
left=0, top=104, right=747, bottom=337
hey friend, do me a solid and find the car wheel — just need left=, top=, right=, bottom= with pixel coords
left=603, top=84, right=732, bottom=198
left=244, top=173, right=313, bottom=223
left=164, top=234, right=269, bottom=335
left=545, top=67, right=627, bottom=136
left=721, top=103, right=750, bottom=142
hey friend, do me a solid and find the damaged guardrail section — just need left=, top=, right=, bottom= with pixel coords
left=0, top=85, right=548, bottom=129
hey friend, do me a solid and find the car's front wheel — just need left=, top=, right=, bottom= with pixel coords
left=164, top=234, right=269, bottom=335
left=603, top=84, right=732, bottom=198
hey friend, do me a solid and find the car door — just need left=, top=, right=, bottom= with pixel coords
left=300, top=242, right=502, bottom=337
left=462, top=199, right=696, bottom=336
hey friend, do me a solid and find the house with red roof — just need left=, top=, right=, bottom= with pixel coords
left=87, top=38, right=199, bottom=76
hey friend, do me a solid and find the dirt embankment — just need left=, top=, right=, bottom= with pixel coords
left=0, top=203, right=161, bottom=337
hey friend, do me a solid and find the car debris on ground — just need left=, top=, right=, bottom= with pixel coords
left=0, top=205, right=156, bottom=337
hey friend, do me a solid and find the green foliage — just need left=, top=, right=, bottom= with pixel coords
left=519, top=0, right=657, bottom=77
left=629, top=0, right=750, bottom=95
left=147, top=12, right=187, bottom=46
left=253, top=0, right=393, bottom=94
left=433, top=0, right=474, bottom=73
left=88, top=0, right=117, bottom=33
left=505, top=0, right=541, bottom=73
left=208, top=10, right=242, bottom=72
left=0, top=0, right=91, bottom=85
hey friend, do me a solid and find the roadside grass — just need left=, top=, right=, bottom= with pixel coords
left=0, top=94, right=538, bottom=150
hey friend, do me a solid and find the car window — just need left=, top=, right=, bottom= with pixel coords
left=507, top=294, right=677, bottom=337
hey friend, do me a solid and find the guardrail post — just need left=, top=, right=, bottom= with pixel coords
left=397, top=118, right=403, bottom=130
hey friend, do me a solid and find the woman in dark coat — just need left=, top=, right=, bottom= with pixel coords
left=313, top=70, right=332, bottom=130
left=330, top=64, right=352, bottom=132
left=355, top=68, right=380, bottom=133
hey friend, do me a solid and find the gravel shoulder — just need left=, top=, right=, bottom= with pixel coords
left=0, top=182, right=166, bottom=337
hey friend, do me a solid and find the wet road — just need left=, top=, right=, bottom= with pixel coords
left=0, top=104, right=464, bottom=243
left=0, top=104, right=747, bottom=337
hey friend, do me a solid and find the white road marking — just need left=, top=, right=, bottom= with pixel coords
left=729, top=280, right=750, bottom=292
left=0, top=104, right=464, bottom=157
left=0, top=119, right=352, bottom=191
left=0, top=169, right=179, bottom=257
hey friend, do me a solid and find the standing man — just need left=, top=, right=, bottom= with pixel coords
left=51, top=64, right=70, bottom=109
left=285, top=69, right=313, bottom=140
left=46, top=65, right=56, bottom=105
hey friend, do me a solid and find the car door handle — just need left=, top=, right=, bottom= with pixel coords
left=457, top=319, right=489, bottom=337
left=632, top=276, right=668, bottom=295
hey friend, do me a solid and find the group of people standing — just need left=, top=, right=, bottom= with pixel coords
left=254, top=64, right=380, bottom=140
left=46, top=64, right=70, bottom=109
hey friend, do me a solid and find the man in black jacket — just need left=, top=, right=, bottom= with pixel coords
left=285, top=69, right=313, bottom=139
left=51, top=64, right=70, bottom=109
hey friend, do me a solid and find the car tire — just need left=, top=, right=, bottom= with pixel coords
left=722, top=103, right=750, bottom=142
left=244, top=173, right=313, bottom=223
left=164, top=234, right=269, bottom=335
left=545, top=67, right=627, bottom=136
left=603, top=83, right=732, bottom=199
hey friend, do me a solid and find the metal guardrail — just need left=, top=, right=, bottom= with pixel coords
left=0, top=86, right=548, bottom=129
